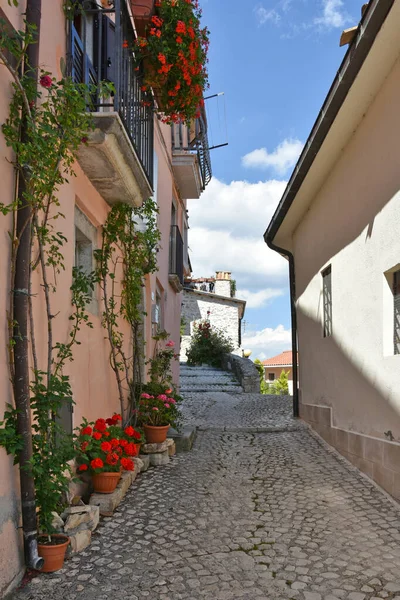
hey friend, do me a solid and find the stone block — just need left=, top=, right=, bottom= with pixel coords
left=137, top=455, right=150, bottom=471
left=141, top=440, right=169, bottom=454
left=132, top=457, right=145, bottom=472
left=89, top=470, right=137, bottom=516
left=166, top=439, right=176, bottom=456
left=148, top=450, right=169, bottom=466
left=51, top=512, right=64, bottom=532
left=364, top=437, right=384, bottom=464
left=167, top=426, right=197, bottom=452
left=87, top=505, right=100, bottom=532
left=64, top=507, right=92, bottom=532
left=69, top=529, right=92, bottom=553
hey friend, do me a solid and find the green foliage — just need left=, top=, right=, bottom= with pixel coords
left=94, top=200, right=161, bottom=421
left=147, top=330, right=177, bottom=385
left=0, top=21, right=105, bottom=535
left=273, top=370, right=290, bottom=395
left=186, top=319, right=234, bottom=368
left=137, top=383, right=182, bottom=430
left=230, top=279, right=237, bottom=298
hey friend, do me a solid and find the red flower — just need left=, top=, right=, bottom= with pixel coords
left=93, top=432, right=102, bottom=441
left=104, top=431, right=110, bottom=437
left=125, top=443, right=138, bottom=457
left=124, top=426, right=135, bottom=437
left=39, top=75, right=52, bottom=88
left=94, top=419, right=107, bottom=432
left=165, top=388, right=173, bottom=394
left=110, top=438, right=120, bottom=448
left=176, top=20, right=186, bottom=34
left=119, top=439, right=128, bottom=448
left=132, top=430, right=141, bottom=440
left=90, top=458, right=104, bottom=470
left=81, top=441, right=89, bottom=451
left=106, top=452, right=119, bottom=466
left=80, top=426, right=92, bottom=436
left=100, top=441, right=112, bottom=453
left=176, top=36, right=183, bottom=44
left=78, top=464, right=88, bottom=472
left=121, top=458, right=134, bottom=471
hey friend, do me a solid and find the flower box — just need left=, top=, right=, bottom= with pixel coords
left=131, top=0, right=155, bottom=38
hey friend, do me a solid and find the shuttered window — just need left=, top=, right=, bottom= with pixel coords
left=393, top=270, right=400, bottom=354
left=322, top=266, right=332, bottom=338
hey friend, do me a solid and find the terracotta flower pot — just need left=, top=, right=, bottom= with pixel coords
left=143, top=424, right=170, bottom=444
left=133, top=443, right=141, bottom=456
left=38, top=534, right=70, bottom=573
left=92, top=471, right=121, bottom=494
left=131, top=0, right=155, bottom=37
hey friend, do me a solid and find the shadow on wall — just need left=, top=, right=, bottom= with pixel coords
left=298, top=311, right=400, bottom=499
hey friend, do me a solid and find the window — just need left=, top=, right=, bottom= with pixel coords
left=394, top=270, right=400, bottom=354
left=74, top=207, right=97, bottom=313
left=152, top=287, right=164, bottom=335
left=322, top=266, right=332, bottom=337
left=268, top=373, right=275, bottom=381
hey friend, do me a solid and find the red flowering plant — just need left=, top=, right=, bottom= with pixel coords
left=135, top=0, right=210, bottom=124
left=77, top=414, right=143, bottom=473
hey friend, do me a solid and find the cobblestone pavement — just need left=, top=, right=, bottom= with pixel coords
left=11, top=376, right=400, bottom=600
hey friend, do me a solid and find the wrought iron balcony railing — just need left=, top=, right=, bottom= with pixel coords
left=171, top=109, right=212, bottom=195
left=70, top=0, right=154, bottom=188
left=169, top=225, right=184, bottom=287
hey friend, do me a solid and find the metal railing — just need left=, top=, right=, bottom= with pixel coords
left=169, top=225, right=184, bottom=285
left=70, top=0, right=154, bottom=187
left=171, top=109, right=212, bottom=191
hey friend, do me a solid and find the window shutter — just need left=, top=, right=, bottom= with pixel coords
left=102, top=16, right=116, bottom=84
left=322, top=266, right=332, bottom=338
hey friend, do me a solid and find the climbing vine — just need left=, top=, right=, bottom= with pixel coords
left=0, top=12, right=109, bottom=535
left=95, top=199, right=161, bottom=424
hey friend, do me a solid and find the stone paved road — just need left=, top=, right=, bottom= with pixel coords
left=11, top=383, right=400, bottom=600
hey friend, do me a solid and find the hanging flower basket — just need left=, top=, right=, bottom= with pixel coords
left=131, top=0, right=155, bottom=38
left=135, top=0, right=210, bottom=124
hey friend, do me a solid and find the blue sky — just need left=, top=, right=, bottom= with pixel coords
left=188, top=0, right=362, bottom=359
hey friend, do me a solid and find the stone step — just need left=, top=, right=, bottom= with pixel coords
left=180, top=375, right=238, bottom=383
left=180, top=385, right=244, bottom=394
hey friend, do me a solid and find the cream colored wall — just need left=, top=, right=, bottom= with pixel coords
left=293, top=52, right=400, bottom=496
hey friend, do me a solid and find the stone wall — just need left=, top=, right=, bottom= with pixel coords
left=221, top=354, right=260, bottom=393
left=180, top=289, right=243, bottom=361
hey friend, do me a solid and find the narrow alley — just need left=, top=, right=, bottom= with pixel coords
left=12, top=367, right=400, bottom=600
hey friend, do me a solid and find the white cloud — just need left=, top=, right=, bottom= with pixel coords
left=237, top=288, right=284, bottom=309
left=255, top=6, right=281, bottom=25
left=189, top=227, right=287, bottom=291
left=242, top=324, right=292, bottom=360
left=242, top=138, right=303, bottom=176
left=188, top=177, right=289, bottom=290
left=314, top=0, right=349, bottom=29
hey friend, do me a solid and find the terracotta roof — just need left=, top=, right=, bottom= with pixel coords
left=262, top=350, right=298, bottom=367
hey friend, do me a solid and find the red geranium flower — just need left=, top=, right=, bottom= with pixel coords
left=110, top=438, right=120, bottom=448
left=80, top=426, right=92, bottom=436
left=93, top=432, right=102, bottom=441
left=100, top=441, right=112, bottom=453
left=91, top=458, right=104, bottom=470
left=124, top=426, right=135, bottom=437
left=81, top=441, right=89, bottom=451
left=106, top=452, right=119, bottom=466
left=78, top=464, right=88, bottom=472
left=125, top=443, right=137, bottom=456
left=121, top=458, right=134, bottom=471
left=94, top=418, right=107, bottom=432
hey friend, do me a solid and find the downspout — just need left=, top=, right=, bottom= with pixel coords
left=264, top=238, right=299, bottom=418
left=13, top=0, right=44, bottom=570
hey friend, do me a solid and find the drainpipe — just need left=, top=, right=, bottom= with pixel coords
left=264, top=238, right=299, bottom=418
left=13, top=0, right=44, bottom=571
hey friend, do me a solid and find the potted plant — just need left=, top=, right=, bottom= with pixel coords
left=31, top=374, right=76, bottom=572
left=135, top=0, right=210, bottom=124
left=137, top=385, right=182, bottom=443
left=77, top=415, right=140, bottom=493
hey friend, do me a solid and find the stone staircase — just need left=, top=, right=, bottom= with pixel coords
left=180, top=364, right=243, bottom=394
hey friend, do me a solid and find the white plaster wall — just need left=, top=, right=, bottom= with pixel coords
left=180, top=291, right=241, bottom=361
left=293, top=53, right=400, bottom=440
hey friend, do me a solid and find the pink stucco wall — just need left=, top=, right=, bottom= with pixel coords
left=0, top=1, right=184, bottom=592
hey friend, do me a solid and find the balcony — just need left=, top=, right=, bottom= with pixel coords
left=171, top=109, right=212, bottom=199
left=71, top=0, right=153, bottom=207
left=169, top=225, right=184, bottom=292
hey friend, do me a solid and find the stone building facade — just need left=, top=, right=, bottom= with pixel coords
left=180, top=272, right=246, bottom=361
